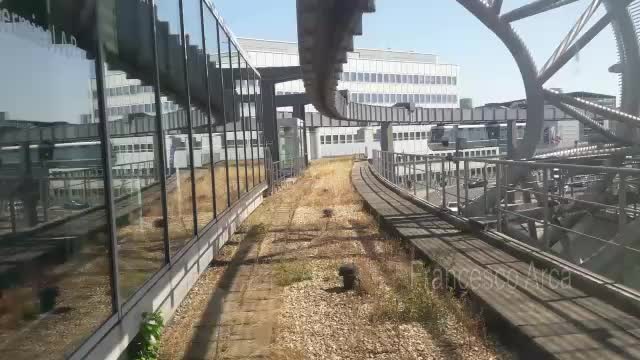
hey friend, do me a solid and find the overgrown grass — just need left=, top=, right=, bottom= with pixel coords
left=274, top=261, right=313, bottom=287
left=355, top=242, right=491, bottom=354
left=299, top=157, right=359, bottom=207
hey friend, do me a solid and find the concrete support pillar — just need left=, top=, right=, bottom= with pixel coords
left=310, top=128, right=321, bottom=160
left=363, top=127, right=374, bottom=158
left=21, top=143, right=38, bottom=227
left=507, top=120, right=518, bottom=159
left=261, top=80, right=279, bottom=162
left=380, top=123, right=394, bottom=152
left=293, top=104, right=308, bottom=166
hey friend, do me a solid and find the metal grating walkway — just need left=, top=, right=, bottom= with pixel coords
left=352, top=161, right=640, bottom=360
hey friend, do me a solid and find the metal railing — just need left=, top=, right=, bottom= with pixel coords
left=264, top=150, right=307, bottom=194
left=371, top=149, right=640, bottom=289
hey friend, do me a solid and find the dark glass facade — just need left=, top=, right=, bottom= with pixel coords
left=0, top=0, right=264, bottom=358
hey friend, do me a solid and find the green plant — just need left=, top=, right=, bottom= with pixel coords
left=130, top=311, right=164, bottom=360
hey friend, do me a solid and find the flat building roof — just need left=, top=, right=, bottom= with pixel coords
left=238, top=37, right=441, bottom=64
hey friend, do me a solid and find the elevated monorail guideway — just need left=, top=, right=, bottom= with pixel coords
left=296, top=0, right=640, bottom=287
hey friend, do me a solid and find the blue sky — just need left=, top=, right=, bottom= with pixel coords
left=215, top=0, right=619, bottom=105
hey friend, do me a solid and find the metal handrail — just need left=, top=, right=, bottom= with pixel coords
left=370, top=149, right=640, bottom=284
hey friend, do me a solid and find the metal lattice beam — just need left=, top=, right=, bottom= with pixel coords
left=544, top=89, right=640, bottom=128
left=501, top=0, right=581, bottom=22
left=548, top=100, right=634, bottom=145
left=538, top=13, right=611, bottom=84
left=539, top=0, right=604, bottom=79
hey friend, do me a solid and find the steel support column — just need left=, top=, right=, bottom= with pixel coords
left=293, top=104, right=309, bottom=166
left=380, top=122, right=393, bottom=152
left=261, top=80, right=279, bottom=163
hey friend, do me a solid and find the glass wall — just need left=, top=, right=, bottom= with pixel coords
left=156, top=0, right=196, bottom=255
left=0, top=0, right=264, bottom=358
left=185, top=0, right=215, bottom=232
left=246, top=67, right=256, bottom=189
left=238, top=56, right=250, bottom=194
left=204, top=8, right=230, bottom=215
left=255, top=74, right=266, bottom=182
left=105, top=0, right=167, bottom=302
left=0, top=2, right=112, bottom=358
left=221, top=35, right=240, bottom=203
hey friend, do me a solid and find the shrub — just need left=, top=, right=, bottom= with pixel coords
left=129, top=311, right=164, bottom=360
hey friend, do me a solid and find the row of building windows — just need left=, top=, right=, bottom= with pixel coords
left=351, top=93, right=458, bottom=104
left=428, top=149, right=499, bottom=157
left=320, top=134, right=366, bottom=145
left=93, top=85, right=155, bottom=98
left=342, top=72, right=457, bottom=85
left=393, top=131, right=429, bottom=141
left=112, top=167, right=155, bottom=177
left=113, top=143, right=155, bottom=153
left=225, top=139, right=261, bottom=147
left=51, top=182, right=156, bottom=199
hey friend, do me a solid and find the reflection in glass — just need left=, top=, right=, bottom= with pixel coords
left=185, top=0, right=214, bottom=232
left=156, top=0, right=196, bottom=254
left=221, top=33, right=240, bottom=203
left=103, top=0, right=168, bottom=301
left=237, top=56, right=250, bottom=194
left=229, top=43, right=242, bottom=201
left=254, top=74, right=265, bottom=182
left=246, top=68, right=256, bottom=189
left=0, top=3, right=112, bottom=358
left=205, top=9, right=230, bottom=215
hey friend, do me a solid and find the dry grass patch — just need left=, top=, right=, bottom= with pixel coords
left=364, top=256, right=495, bottom=357
left=300, top=157, right=359, bottom=207
left=274, top=261, right=313, bottom=287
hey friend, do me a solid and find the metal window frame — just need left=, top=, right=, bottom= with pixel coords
left=199, top=0, right=218, bottom=218
left=149, top=0, right=171, bottom=263
left=178, top=0, right=199, bottom=235
left=246, top=68, right=256, bottom=187
left=237, top=55, right=249, bottom=193
left=228, top=40, right=242, bottom=199
left=94, top=9, right=122, bottom=316
left=255, top=74, right=264, bottom=182
left=216, top=21, right=232, bottom=208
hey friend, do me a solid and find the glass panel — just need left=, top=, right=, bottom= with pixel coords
left=204, top=11, right=228, bottom=215
left=0, top=2, right=112, bottom=357
left=237, top=56, right=249, bottom=194
left=157, top=0, right=196, bottom=253
left=185, top=0, right=214, bottom=231
left=225, top=39, right=241, bottom=203
left=216, top=22, right=235, bottom=211
left=246, top=66, right=257, bottom=189
left=105, top=1, right=168, bottom=301
left=255, top=74, right=265, bottom=183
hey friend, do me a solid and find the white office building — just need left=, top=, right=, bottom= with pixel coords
left=85, top=70, right=181, bottom=123
left=239, top=38, right=460, bottom=109
left=239, top=38, right=491, bottom=162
